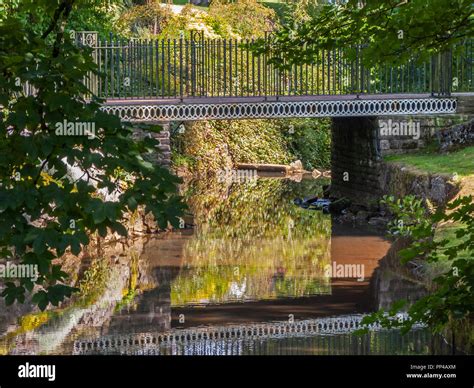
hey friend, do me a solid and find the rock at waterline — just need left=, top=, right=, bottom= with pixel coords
left=328, top=197, right=351, bottom=213
left=368, top=216, right=390, bottom=228
left=293, top=197, right=331, bottom=213
left=236, top=160, right=306, bottom=174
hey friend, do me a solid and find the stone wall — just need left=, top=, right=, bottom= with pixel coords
left=379, top=163, right=460, bottom=207
left=133, top=122, right=171, bottom=167
left=437, top=118, right=474, bottom=152
left=378, top=114, right=473, bottom=155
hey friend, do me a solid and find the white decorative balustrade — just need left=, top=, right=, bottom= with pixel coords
left=74, top=313, right=425, bottom=355
left=101, top=98, right=457, bottom=122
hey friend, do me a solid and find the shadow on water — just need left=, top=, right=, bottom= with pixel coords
left=0, top=176, right=451, bottom=355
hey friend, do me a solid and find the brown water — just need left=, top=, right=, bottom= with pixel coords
left=0, top=177, right=449, bottom=355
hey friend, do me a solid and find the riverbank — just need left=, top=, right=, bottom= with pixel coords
left=384, top=145, right=474, bottom=197
left=374, top=145, right=474, bottom=354
left=171, top=118, right=332, bottom=176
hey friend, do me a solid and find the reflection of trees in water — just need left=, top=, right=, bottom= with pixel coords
left=1, top=177, right=333, bottom=353
left=1, top=175, right=450, bottom=355
left=1, top=259, right=132, bottom=355
left=0, top=239, right=178, bottom=354
left=172, top=177, right=332, bottom=305
left=184, top=176, right=330, bottom=239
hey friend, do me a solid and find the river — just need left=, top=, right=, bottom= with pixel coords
left=0, top=176, right=451, bottom=355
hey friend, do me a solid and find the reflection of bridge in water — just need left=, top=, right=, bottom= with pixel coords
left=74, top=314, right=433, bottom=355
left=1, top=225, right=446, bottom=355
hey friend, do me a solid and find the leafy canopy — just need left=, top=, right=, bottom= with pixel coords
left=0, top=0, right=185, bottom=310
left=253, top=0, right=473, bottom=67
left=360, top=195, right=474, bottom=336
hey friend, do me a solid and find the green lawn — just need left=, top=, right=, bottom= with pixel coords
left=385, top=146, right=474, bottom=177
left=171, top=0, right=208, bottom=10
left=386, top=146, right=474, bottom=268
left=171, top=1, right=288, bottom=15
left=435, top=223, right=471, bottom=260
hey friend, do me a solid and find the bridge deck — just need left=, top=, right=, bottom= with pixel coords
left=100, top=93, right=473, bottom=122
left=104, top=93, right=469, bottom=105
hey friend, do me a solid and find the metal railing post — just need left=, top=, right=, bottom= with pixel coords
left=75, top=31, right=98, bottom=98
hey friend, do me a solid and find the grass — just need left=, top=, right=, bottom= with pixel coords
left=385, top=145, right=474, bottom=260
left=385, top=146, right=474, bottom=177
left=435, top=223, right=471, bottom=260
left=170, top=0, right=208, bottom=11
left=171, top=1, right=288, bottom=15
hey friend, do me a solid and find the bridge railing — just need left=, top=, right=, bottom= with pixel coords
left=447, top=39, right=473, bottom=95
left=78, top=32, right=473, bottom=100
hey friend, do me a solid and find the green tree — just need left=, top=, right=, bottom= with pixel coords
left=0, top=0, right=185, bottom=309
left=360, top=195, right=474, bottom=351
left=254, top=0, right=473, bottom=67
left=208, top=0, right=277, bottom=38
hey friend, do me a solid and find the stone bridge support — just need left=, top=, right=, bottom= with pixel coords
left=330, top=114, right=473, bottom=206
left=331, top=116, right=383, bottom=205
left=133, top=122, right=171, bottom=167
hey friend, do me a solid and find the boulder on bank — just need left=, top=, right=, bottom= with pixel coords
left=437, top=118, right=474, bottom=152
left=379, top=163, right=460, bottom=208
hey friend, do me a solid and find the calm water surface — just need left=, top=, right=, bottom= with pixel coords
left=0, top=177, right=450, bottom=355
